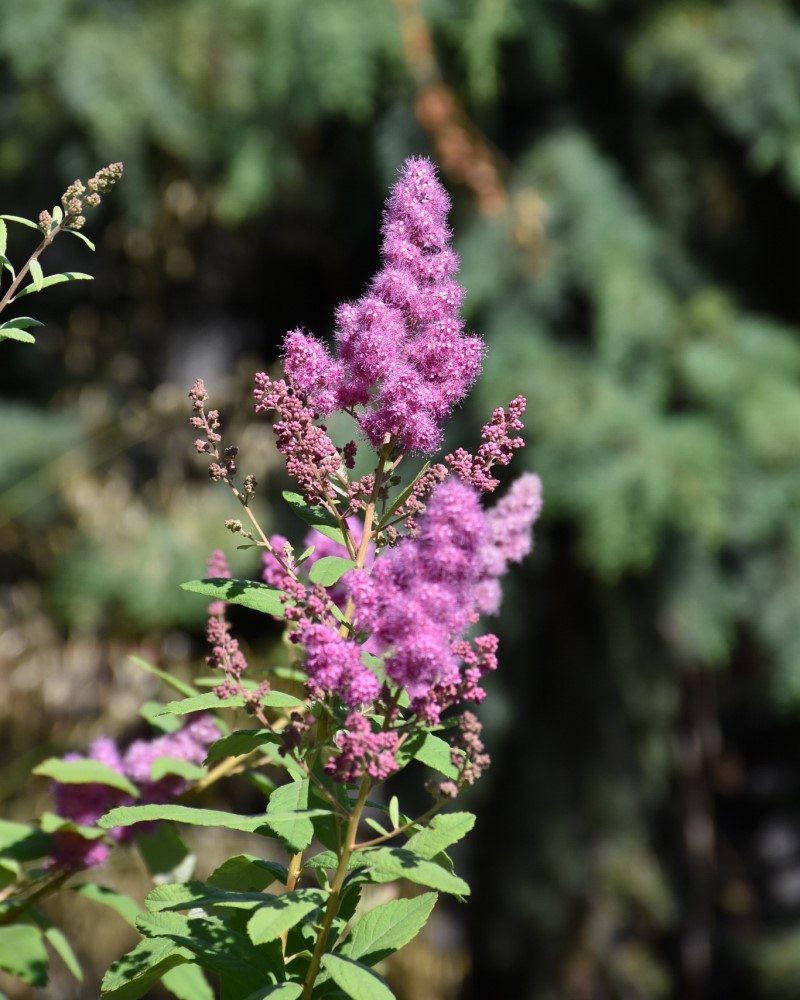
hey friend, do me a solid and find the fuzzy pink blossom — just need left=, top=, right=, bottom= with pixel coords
left=476, top=472, right=543, bottom=614
left=279, top=158, right=484, bottom=453
left=298, top=623, right=380, bottom=708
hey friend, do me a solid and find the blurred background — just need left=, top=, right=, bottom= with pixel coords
left=3, top=0, right=800, bottom=997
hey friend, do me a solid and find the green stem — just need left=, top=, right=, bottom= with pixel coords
left=300, top=776, right=372, bottom=998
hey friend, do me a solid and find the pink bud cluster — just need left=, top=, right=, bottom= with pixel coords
left=325, top=712, right=401, bottom=783
left=278, top=157, right=484, bottom=453
left=445, top=395, right=527, bottom=493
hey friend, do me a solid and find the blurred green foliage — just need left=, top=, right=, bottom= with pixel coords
left=4, top=0, right=800, bottom=997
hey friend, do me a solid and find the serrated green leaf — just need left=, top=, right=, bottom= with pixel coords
left=207, top=854, right=288, bottom=891
left=396, top=732, right=462, bottom=779
left=204, top=730, right=280, bottom=765
left=160, top=689, right=304, bottom=717
left=101, top=936, right=193, bottom=998
left=0, top=316, right=44, bottom=329
left=308, top=555, right=355, bottom=586
left=42, top=924, right=83, bottom=981
left=321, top=953, right=394, bottom=1000
left=266, top=780, right=315, bottom=853
left=0, top=924, right=48, bottom=987
left=73, top=884, right=142, bottom=925
left=303, top=850, right=366, bottom=873
left=147, top=880, right=280, bottom=913
left=99, top=804, right=271, bottom=834
left=28, top=258, right=43, bottom=291
left=33, top=758, right=139, bottom=797
left=162, top=962, right=213, bottom=1000
left=129, top=656, right=197, bottom=697
left=342, top=892, right=436, bottom=965
left=180, top=577, right=289, bottom=616
left=360, top=847, right=469, bottom=896
left=135, top=910, right=275, bottom=995
left=404, top=813, right=475, bottom=860
left=66, top=229, right=96, bottom=251
left=15, top=271, right=93, bottom=297
left=0, top=327, right=36, bottom=344
left=247, top=889, right=327, bottom=944
left=150, top=757, right=206, bottom=783
left=282, top=491, right=346, bottom=545
left=0, top=214, right=39, bottom=229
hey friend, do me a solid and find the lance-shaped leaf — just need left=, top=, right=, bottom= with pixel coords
left=247, top=889, right=327, bottom=944
left=98, top=804, right=272, bottom=834
left=15, top=271, right=93, bottom=297
left=360, top=847, right=470, bottom=896
left=180, top=577, right=290, bottom=617
left=266, top=779, right=316, bottom=853
left=341, top=893, right=437, bottom=966
left=0, top=327, right=36, bottom=343
left=403, top=813, right=475, bottom=860
left=33, top=758, right=139, bottom=798
left=0, top=924, right=49, bottom=987
left=159, top=690, right=304, bottom=717
left=207, top=855, right=288, bottom=891
left=204, top=730, right=281, bottom=765
left=101, top=935, right=194, bottom=999
left=321, top=954, right=394, bottom=1000
left=282, top=491, right=347, bottom=545
left=73, top=884, right=142, bottom=926
left=308, top=555, right=355, bottom=586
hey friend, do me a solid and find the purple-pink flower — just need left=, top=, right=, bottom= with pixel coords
left=277, top=157, right=484, bottom=454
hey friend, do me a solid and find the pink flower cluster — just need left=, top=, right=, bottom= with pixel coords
left=51, top=715, right=220, bottom=869
left=279, top=157, right=484, bottom=453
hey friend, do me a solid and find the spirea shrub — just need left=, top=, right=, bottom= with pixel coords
left=0, top=158, right=541, bottom=999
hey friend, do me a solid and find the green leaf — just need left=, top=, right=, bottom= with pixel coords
left=389, top=796, right=400, bottom=830
left=396, top=732, right=462, bottom=779
left=28, top=258, right=43, bottom=291
left=140, top=700, right=183, bottom=733
left=0, top=316, right=44, bottom=329
left=360, top=847, right=470, bottom=896
left=0, top=214, right=39, bottom=229
left=308, top=556, right=355, bottom=586
left=15, top=271, right=93, bottom=297
left=204, top=730, right=280, bottom=765
left=33, top=758, right=139, bottom=797
left=42, top=924, right=83, bottom=981
left=51, top=205, right=63, bottom=225
left=72, top=884, right=142, bottom=925
left=0, top=327, right=36, bottom=344
left=266, top=780, right=315, bottom=853
left=404, top=813, right=475, bottom=860
left=247, top=889, right=327, bottom=944
left=135, top=911, right=275, bottom=995
left=101, top=936, right=193, bottom=999
left=40, top=811, right=106, bottom=839
left=180, top=577, right=290, bottom=616
left=129, top=656, right=197, bottom=697
left=241, top=984, right=303, bottom=1000
left=146, top=880, right=282, bottom=913
left=0, top=820, right=52, bottom=862
left=376, top=461, right=430, bottom=530
left=0, top=316, right=44, bottom=330
left=321, top=953, right=394, bottom=1000
left=342, top=893, right=437, bottom=966
left=98, top=804, right=273, bottom=834
left=150, top=758, right=206, bottom=783
left=162, top=963, right=213, bottom=1000
left=0, top=924, right=48, bottom=987
left=136, top=823, right=194, bottom=883
left=160, top=689, right=304, bottom=717
left=303, top=850, right=366, bottom=873
left=66, top=229, right=96, bottom=251
left=282, top=491, right=346, bottom=545
left=207, top=855, right=288, bottom=891
left=0, top=219, right=6, bottom=256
